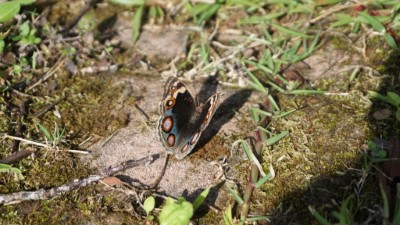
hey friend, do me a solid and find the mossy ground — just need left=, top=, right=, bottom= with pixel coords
left=1, top=1, right=400, bottom=224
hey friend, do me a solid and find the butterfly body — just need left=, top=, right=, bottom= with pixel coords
left=158, top=77, right=221, bottom=159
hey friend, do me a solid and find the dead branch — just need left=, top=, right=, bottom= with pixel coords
left=0, top=149, right=34, bottom=164
left=0, top=153, right=161, bottom=205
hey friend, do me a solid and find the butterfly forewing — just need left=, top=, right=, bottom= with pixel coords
left=158, top=78, right=196, bottom=152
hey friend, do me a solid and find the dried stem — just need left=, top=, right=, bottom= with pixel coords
left=0, top=153, right=161, bottom=205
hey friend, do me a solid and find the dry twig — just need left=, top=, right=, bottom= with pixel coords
left=0, top=153, right=161, bottom=205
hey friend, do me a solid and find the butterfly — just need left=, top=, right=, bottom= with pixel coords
left=157, top=77, right=221, bottom=159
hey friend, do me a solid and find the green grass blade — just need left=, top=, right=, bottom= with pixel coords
left=246, top=215, right=270, bottom=222
left=271, top=23, right=312, bottom=38
left=255, top=172, right=272, bottom=188
left=244, top=67, right=268, bottom=94
left=223, top=205, right=234, bottom=225
left=368, top=90, right=389, bottom=103
left=358, top=11, right=385, bottom=31
left=226, top=185, right=244, bottom=205
left=331, top=14, right=354, bottom=28
left=387, top=92, right=400, bottom=107
left=192, top=188, right=210, bottom=211
left=268, top=95, right=280, bottom=112
left=272, top=109, right=297, bottom=119
left=264, top=131, right=288, bottom=146
left=38, top=123, right=52, bottom=142
left=393, top=183, right=400, bottom=223
left=240, top=140, right=252, bottom=161
left=109, top=0, right=144, bottom=5
left=288, top=89, right=326, bottom=94
left=132, top=5, right=144, bottom=43
left=197, top=3, right=220, bottom=25
left=309, top=206, right=333, bottom=225
left=251, top=108, right=273, bottom=122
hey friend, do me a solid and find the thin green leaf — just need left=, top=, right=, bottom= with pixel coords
left=200, top=33, right=209, bottom=64
left=331, top=14, right=354, bottom=28
left=272, top=23, right=312, bottom=38
left=38, top=123, right=52, bottom=142
left=314, top=0, right=342, bottom=6
left=197, top=3, right=220, bottom=25
left=244, top=67, right=268, bottom=93
left=383, top=32, right=398, bottom=49
left=289, top=4, right=314, bottom=14
left=191, top=3, right=212, bottom=17
left=309, top=206, right=333, bottom=225
left=368, top=90, right=388, bottom=102
left=387, top=92, right=400, bottom=107
left=226, top=185, right=244, bottom=205
left=255, top=172, right=272, bottom=188
left=349, top=66, right=360, bottom=82
left=240, top=140, right=252, bottom=161
left=132, top=5, right=144, bottom=43
left=246, top=215, right=270, bottom=222
left=393, top=184, right=400, bottom=223
left=226, top=0, right=260, bottom=8
left=0, top=40, right=4, bottom=54
left=267, top=80, right=285, bottom=93
left=0, top=2, right=20, bottom=23
left=272, top=109, right=297, bottom=119
left=223, top=205, right=234, bottom=225
left=264, top=131, right=288, bottom=146
left=109, top=0, right=145, bottom=5
left=268, top=95, right=280, bottom=112
left=251, top=108, right=273, bottom=122
left=288, top=89, right=327, bottom=94
left=358, top=11, right=385, bottom=32
left=192, top=188, right=210, bottom=211
left=238, top=12, right=284, bottom=25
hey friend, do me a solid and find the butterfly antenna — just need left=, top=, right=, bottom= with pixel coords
left=192, top=79, right=201, bottom=105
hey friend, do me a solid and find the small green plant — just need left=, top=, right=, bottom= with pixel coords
left=224, top=131, right=288, bottom=225
left=0, top=30, right=8, bottom=53
left=309, top=194, right=358, bottom=225
left=243, top=29, right=320, bottom=93
left=380, top=183, right=400, bottom=225
left=12, top=20, right=41, bottom=46
left=142, top=188, right=210, bottom=225
left=0, top=163, right=24, bottom=181
left=108, top=0, right=164, bottom=43
left=143, top=196, right=156, bottom=221
left=368, top=91, right=400, bottom=121
left=37, top=122, right=65, bottom=147
left=331, top=5, right=399, bottom=49
left=186, top=0, right=224, bottom=25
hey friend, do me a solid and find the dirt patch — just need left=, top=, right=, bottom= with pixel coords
left=90, top=75, right=256, bottom=206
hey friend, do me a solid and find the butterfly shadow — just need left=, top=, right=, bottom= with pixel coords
left=194, top=77, right=253, bottom=152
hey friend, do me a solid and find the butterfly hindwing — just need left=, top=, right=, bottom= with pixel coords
left=158, top=77, right=221, bottom=159
left=174, top=93, right=221, bottom=159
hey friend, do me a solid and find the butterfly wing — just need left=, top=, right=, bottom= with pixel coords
left=158, top=77, right=221, bottom=159
left=174, top=93, right=221, bottom=159
left=158, top=77, right=196, bottom=154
